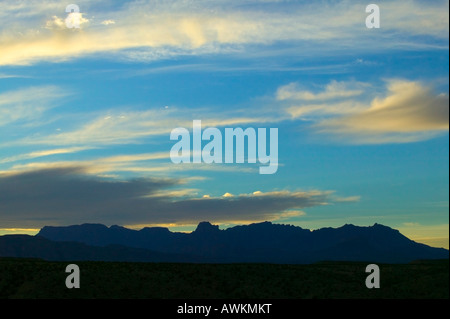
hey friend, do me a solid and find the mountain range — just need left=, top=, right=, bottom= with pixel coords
left=0, top=221, right=448, bottom=263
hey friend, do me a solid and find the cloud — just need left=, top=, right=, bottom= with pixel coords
left=15, top=106, right=273, bottom=147
left=0, top=166, right=347, bottom=228
left=101, top=20, right=115, bottom=26
left=38, top=110, right=178, bottom=145
left=0, top=151, right=170, bottom=176
left=222, top=192, right=234, bottom=198
left=2, top=158, right=261, bottom=180
left=334, top=196, right=361, bottom=203
left=0, top=0, right=447, bottom=66
left=287, top=100, right=367, bottom=118
left=277, top=80, right=365, bottom=101
left=0, top=86, right=69, bottom=126
left=6, top=109, right=183, bottom=146
left=0, top=73, right=26, bottom=79
left=314, top=80, right=449, bottom=143
left=281, top=80, right=370, bottom=118
left=0, top=147, right=93, bottom=164
left=44, top=16, right=66, bottom=30
left=402, top=222, right=421, bottom=227
left=45, top=13, right=89, bottom=30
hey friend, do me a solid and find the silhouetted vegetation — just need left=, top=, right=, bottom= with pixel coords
left=0, top=258, right=447, bottom=299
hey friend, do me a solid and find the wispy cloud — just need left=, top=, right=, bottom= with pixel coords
left=0, top=73, right=27, bottom=79
left=0, top=152, right=258, bottom=178
left=14, top=106, right=274, bottom=147
left=0, top=86, right=69, bottom=126
left=0, top=0, right=447, bottom=66
left=0, top=146, right=93, bottom=164
left=287, top=100, right=368, bottom=118
left=277, top=80, right=365, bottom=101
left=314, top=80, right=449, bottom=144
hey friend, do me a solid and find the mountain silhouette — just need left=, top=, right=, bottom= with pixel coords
left=1, top=222, right=447, bottom=263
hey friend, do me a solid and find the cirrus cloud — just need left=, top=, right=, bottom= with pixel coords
left=0, top=86, right=70, bottom=126
left=0, top=0, right=448, bottom=66
left=277, top=80, right=365, bottom=101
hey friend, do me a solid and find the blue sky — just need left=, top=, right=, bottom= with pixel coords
left=0, top=0, right=448, bottom=248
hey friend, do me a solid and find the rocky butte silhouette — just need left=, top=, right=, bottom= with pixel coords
left=1, top=222, right=448, bottom=263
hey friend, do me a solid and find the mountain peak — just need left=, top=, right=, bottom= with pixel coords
left=194, top=221, right=220, bottom=234
left=110, top=225, right=127, bottom=230
left=140, top=226, right=170, bottom=234
left=372, top=223, right=388, bottom=228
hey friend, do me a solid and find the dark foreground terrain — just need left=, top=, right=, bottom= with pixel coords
left=0, top=258, right=448, bottom=299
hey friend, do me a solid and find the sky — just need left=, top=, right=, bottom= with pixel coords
left=0, top=0, right=448, bottom=249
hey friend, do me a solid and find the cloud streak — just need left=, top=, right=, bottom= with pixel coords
left=13, top=106, right=275, bottom=147
left=0, top=147, right=93, bottom=164
left=277, top=80, right=365, bottom=101
left=281, top=79, right=449, bottom=144
left=0, top=0, right=448, bottom=66
left=0, top=86, right=69, bottom=126
left=314, top=80, right=449, bottom=143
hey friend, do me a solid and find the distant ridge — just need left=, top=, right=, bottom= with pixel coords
left=1, top=222, right=447, bottom=263
left=0, top=234, right=206, bottom=263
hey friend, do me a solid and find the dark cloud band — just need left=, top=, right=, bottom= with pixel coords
left=0, top=167, right=340, bottom=228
